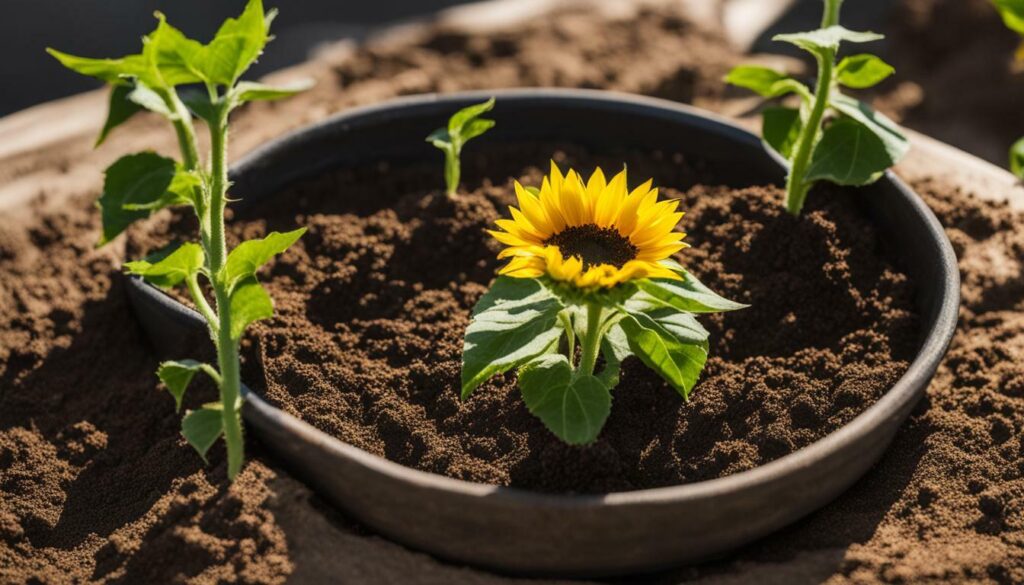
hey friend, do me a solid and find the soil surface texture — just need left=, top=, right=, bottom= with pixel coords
left=3, top=2, right=1024, bottom=583
left=129, top=145, right=918, bottom=494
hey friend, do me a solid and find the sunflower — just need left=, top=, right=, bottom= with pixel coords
left=489, top=162, right=688, bottom=289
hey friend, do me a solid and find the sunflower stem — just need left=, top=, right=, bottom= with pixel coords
left=578, top=303, right=603, bottom=376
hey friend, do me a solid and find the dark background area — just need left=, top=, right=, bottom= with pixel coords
left=2, top=0, right=475, bottom=116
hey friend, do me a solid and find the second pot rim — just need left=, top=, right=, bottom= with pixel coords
left=136, top=88, right=961, bottom=508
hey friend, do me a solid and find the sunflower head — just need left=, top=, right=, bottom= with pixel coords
left=489, top=162, right=688, bottom=289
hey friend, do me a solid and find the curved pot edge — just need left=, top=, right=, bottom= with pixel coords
left=125, top=88, right=961, bottom=508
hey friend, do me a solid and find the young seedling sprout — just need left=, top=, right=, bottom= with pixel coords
left=462, top=163, right=746, bottom=445
left=726, top=0, right=910, bottom=214
left=992, top=0, right=1024, bottom=178
left=48, top=0, right=311, bottom=480
left=426, top=98, right=496, bottom=197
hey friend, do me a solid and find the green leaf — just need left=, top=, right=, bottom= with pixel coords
left=724, top=66, right=808, bottom=99
left=232, top=79, right=314, bottom=103
left=461, top=277, right=565, bottom=399
left=193, top=0, right=273, bottom=86
left=180, top=90, right=219, bottom=122
left=1011, top=137, right=1024, bottom=179
left=158, top=359, right=217, bottom=412
left=126, top=82, right=174, bottom=118
left=460, top=118, right=496, bottom=142
left=618, top=313, right=708, bottom=399
left=836, top=54, right=895, bottom=89
left=637, top=271, right=748, bottom=314
left=829, top=93, right=910, bottom=163
left=143, top=14, right=206, bottom=88
left=97, top=86, right=144, bottom=147
left=46, top=48, right=139, bottom=84
left=98, top=153, right=178, bottom=244
left=224, top=228, right=306, bottom=293
left=518, top=354, right=611, bottom=445
left=121, top=167, right=201, bottom=211
left=181, top=407, right=223, bottom=463
left=805, top=118, right=895, bottom=186
left=229, top=276, right=274, bottom=341
left=994, top=0, right=1024, bottom=34
left=762, top=107, right=803, bottom=159
left=124, top=242, right=204, bottom=289
left=597, top=321, right=631, bottom=388
left=774, top=26, right=884, bottom=55
left=448, top=97, right=496, bottom=135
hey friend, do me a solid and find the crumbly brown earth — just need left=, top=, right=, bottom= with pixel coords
left=2, top=2, right=1024, bottom=583
left=127, top=146, right=917, bottom=494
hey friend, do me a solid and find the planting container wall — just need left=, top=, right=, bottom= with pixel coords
left=126, top=89, right=959, bottom=577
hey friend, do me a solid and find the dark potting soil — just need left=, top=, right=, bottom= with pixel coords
left=134, top=143, right=920, bottom=494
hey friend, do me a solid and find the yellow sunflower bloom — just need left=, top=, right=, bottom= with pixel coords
left=489, top=162, right=688, bottom=289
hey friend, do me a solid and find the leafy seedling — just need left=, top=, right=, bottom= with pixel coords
left=49, top=0, right=312, bottom=480
left=426, top=98, right=495, bottom=197
left=725, top=0, right=909, bottom=214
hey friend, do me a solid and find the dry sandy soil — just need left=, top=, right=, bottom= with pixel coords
left=2, top=1, right=1024, bottom=583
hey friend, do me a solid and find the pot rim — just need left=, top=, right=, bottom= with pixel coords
left=140, top=88, right=961, bottom=508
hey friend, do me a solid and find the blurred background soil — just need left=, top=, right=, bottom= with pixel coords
left=2, top=0, right=1024, bottom=583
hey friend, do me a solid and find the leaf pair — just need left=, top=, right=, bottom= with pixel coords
left=462, top=263, right=745, bottom=445
left=426, top=98, right=496, bottom=196
left=158, top=360, right=225, bottom=461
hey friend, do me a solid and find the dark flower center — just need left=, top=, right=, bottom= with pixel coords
left=545, top=224, right=638, bottom=270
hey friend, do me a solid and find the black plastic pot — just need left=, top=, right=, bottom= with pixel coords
left=126, top=89, right=959, bottom=577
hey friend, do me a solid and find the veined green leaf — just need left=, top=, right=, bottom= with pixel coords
left=829, top=93, right=910, bottom=163
left=224, top=228, right=306, bottom=293
left=121, top=167, right=201, bottom=211
left=232, top=79, right=315, bottom=103
left=98, top=153, right=177, bottom=244
left=806, top=118, right=894, bottom=186
left=638, top=271, right=748, bottom=314
left=774, top=26, right=883, bottom=55
left=143, top=13, right=205, bottom=88
left=97, top=86, right=144, bottom=147
left=1010, top=137, right=1024, bottom=179
left=762, top=106, right=803, bottom=159
left=460, top=118, right=496, bottom=142
left=229, top=276, right=274, bottom=341
left=836, top=54, right=895, bottom=89
left=158, top=359, right=218, bottom=412
left=124, top=242, right=204, bottom=289
left=46, top=48, right=141, bottom=84
left=518, top=354, right=611, bottom=445
left=193, top=0, right=273, bottom=86
left=181, top=407, right=223, bottom=462
left=461, top=277, right=565, bottom=399
left=619, top=312, right=708, bottom=399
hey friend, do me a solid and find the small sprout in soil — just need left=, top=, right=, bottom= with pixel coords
left=426, top=97, right=496, bottom=197
left=725, top=0, right=909, bottom=215
left=992, top=0, right=1024, bottom=177
left=48, top=0, right=311, bottom=480
left=461, top=163, right=747, bottom=445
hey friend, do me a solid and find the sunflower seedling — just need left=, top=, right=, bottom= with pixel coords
left=426, top=97, right=496, bottom=197
left=726, top=0, right=909, bottom=214
left=48, top=0, right=311, bottom=480
left=462, top=163, right=746, bottom=445
left=992, top=0, right=1024, bottom=178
